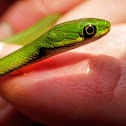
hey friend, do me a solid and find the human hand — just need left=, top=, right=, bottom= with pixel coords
left=0, top=0, right=126, bottom=126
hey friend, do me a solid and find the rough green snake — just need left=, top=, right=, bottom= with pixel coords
left=0, top=17, right=111, bottom=77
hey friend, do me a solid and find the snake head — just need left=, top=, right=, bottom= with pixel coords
left=79, top=18, right=111, bottom=39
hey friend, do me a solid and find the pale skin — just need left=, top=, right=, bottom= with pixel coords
left=0, top=0, right=126, bottom=126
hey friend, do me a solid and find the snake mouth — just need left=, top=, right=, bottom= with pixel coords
left=44, top=33, right=108, bottom=59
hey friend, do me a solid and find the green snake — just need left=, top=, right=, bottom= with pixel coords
left=0, top=16, right=111, bottom=77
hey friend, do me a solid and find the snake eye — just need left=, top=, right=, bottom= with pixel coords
left=84, top=24, right=96, bottom=38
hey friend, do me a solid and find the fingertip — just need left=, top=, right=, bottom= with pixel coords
left=0, top=53, right=123, bottom=125
left=57, top=0, right=126, bottom=25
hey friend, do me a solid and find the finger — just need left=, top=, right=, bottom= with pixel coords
left=57, top=0, right=126, bottom=25
left=0, top=0, right=84, bottom=39
left=0, top=24, right=126, bottom=126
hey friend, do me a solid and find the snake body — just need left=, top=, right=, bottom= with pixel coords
left=0, top=18, right=111, bottom=77
left=3, top=14, right=61, bottom=45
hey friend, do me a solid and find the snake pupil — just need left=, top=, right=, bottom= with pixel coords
left=87, top=27, right=93, bottom=33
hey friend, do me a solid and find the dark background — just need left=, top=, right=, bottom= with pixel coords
left=0, top=0, right=16, bottom=16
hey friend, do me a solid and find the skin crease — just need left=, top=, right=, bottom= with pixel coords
left=1, top=0, right=126, bottom=126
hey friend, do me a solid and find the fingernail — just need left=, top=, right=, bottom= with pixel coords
left=0, top=21, right=13, bottom=39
